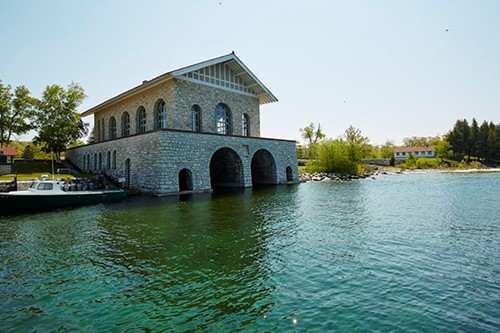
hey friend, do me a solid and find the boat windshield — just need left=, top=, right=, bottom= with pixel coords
left=29, top=182, right=37, bottom=189
left=37, top=183, right=54, bottom=190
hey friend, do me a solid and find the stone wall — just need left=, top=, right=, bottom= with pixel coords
left=66, top=129, right=298, bottom=195
left=93, top=78, right=261, bottom=143
left=0, top=165, right=12, bottom=175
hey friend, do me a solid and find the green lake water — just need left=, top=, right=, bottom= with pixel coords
left=1, top=172, right=499, bottom=332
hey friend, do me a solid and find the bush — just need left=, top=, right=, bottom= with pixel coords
left=306, top=139, right=359, bottom=174
left=415, top=158, right=439, bottom=169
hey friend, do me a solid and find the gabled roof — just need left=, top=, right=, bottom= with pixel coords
left=394, top=146, right=435, bottom=153
left=82, top=52, right=277, bottom=117
left=0, top=148, right=17, bottom=156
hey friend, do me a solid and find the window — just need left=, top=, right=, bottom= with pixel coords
left=137, top=106, right=146, bottom=133
left=215, top=103, right=231, bottom=135
left=94, top=153, right=97, bottom=170
left=112, top=150, right=116, bottom=169
left=112, top=151, right=117, bottom=169
left=107, top=151, right=111, bottom=169
left=98, top=152, right=102, bottom=170
left=242, top=113, right=250, bottom=136
left=156, top=100, right=167, bottom=129
left=37, top=183, right=53, bottom=190
left=109, top=117, right=117, bottom=139
left=122, top=112, right=130, bottom=136
left=101, top=119, right=105, bottom=141
left=192, top=105, right=201, bottom=132
left=396, top=152, right=400, bottom=156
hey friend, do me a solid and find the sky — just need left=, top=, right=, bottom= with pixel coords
left=1, top=0, right=499, bottom=145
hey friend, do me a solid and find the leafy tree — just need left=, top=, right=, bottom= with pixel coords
left=476, top=121, right=490, bottom=160
left=380, top=140, right=395, bottom=159
left=435, top=139, right=453, bottom=160
left=403, top=136, right=441, bottom=147
left=406, top=153, right=416, bottom=167
left=22, top=144, right=35, bottom=160
left=344, top=125, right=370, bottom=161
left=299, top=122, right=326, bottom=157
left=33, top=83, right=88, bottom=161
left=307, top=139, right=358, bottom=174
left=0, top=81, right=37, bottom=147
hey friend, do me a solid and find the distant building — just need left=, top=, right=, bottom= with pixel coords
left=65, top=53, right=298, bottom=194
left=394, top=146, right=435, bottom=161
left=0, top=148, right=17, bottom=175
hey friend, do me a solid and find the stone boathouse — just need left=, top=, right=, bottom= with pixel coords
left=65, top=53, right=298, bottom=194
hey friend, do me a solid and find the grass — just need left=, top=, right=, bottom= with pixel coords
left=0, top=160, right=90, bottom=181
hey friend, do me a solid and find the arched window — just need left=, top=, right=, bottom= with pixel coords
left=107, top=151, right=111, bottom=169
left=215, top=103, right=231, bottom=135
left=82, top=155, right=86, bottom=171
left=98, top=152, right=102, bottom=170
left=94, top=153, right=97, bottom=170
left=109, top=117, right=117, bottom=139
left=87, top=154, right=90, bottom=171
left=101, top=119, right=105, bottom=141
left=191, top=105, right=201, bottom=132
left=112, top=151, right=117, bottom=169
left=137, top=106, right=146, bottom=133
left=122, top=112, right=130, bottom=136
left=155, top=99, right=167, bottom=129
left=242, top=113, right=250, bottom=136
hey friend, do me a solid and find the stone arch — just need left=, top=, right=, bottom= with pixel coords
left=209, top=148, right=244, bottom=189
left=179, top=169, right=193, bottom=192
left=251, top=149, right=277, bottom=186
left=286, top=166, right=293, bottom=182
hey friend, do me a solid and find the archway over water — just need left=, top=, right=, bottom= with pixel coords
left=209, top=148, right=244, bottom=189
left=251, top=149, right=277, bottom=186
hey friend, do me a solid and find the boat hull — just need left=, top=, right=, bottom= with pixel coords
left=0, top=191, right=126, bottom=212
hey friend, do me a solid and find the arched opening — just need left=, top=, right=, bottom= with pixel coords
left=209, top=148, right=244, bottom=189
left=215, top=103, right=231, bottom=135
left=137, top=106, right=147, bottom=133
left=109, top=117, right=117, bottom=139
left=286, top=166, right=294, bottom=182
left=122, top=112, right=131, bottom=136
left=251, top=149, right=277, bottom=186
left=124, top=158, right=131, bottom=188
left=191, top=105, right=201, bottom=132
left=155, top=99, right=167, bottom=129
left=179, top=169, right=193, bottom=192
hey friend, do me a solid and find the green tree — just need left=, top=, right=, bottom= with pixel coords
left=299, top=122, right=326, bottom=158
left=0, top=81, right=37, bottom=147
left=380, top=140, right=395, bottom=159
left=33, top=83, right=88, bottom=161
left=435, top=139, right=453, bottom=160
left=22, top=143, right=35, bottom=160
left=476, top=121, right=490, bottom=161
left=344, top=125, right=370, bottom=161
left=307, top=139, right=358, bottom=174
left=406, top=153, right=416, bottom=167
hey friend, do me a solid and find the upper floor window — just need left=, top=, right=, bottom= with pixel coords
left=192, top=105, right=201, bottom=132
left=122, top=112, right=130, bottom=136
left=137, top=106, right=147, bottom=133
left=242, top=113, right=250, bottom=136
left=156, top=99, right=167, bottom=129
left=215, top=103, right=231, bottom=135
left=109, top=117, right=117, bottom=139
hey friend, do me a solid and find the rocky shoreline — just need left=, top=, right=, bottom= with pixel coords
left=299, top=171, right=385, bottom=182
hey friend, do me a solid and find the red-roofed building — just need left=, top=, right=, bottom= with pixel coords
left=394, top=146, right=435, bottom=161
left=0, top=148, right=17, bottom=175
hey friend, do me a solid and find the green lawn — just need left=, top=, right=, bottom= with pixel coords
left=0, top=160, right=89, bottom=181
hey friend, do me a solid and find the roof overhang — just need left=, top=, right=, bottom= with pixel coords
left=82, top=52, right=277, bottom=117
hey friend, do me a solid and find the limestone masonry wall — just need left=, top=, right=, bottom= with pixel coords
left=66, top=130, right=298, bottom=195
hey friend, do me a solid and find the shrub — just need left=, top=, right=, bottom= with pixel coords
left=415, top=158, right=439, bottom=169
left=306, top=139, right=359, bottom=174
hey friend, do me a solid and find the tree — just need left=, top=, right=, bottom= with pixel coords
left=299, top=122, right=326, bottom=158
left=33, top=83, right=88, bottom=161
left=380, top=140, right=395, bottom=159
left=435, top=139, right=453, bottom=160
left=0, top=81, right=37, bottom=147
left=22, top=144, right=35, bottom=160
left=402, top=136, right=440, bottom=147
left=468, top=118, right=479, bottom=160
left=344, top=125, right=370, bottom=161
